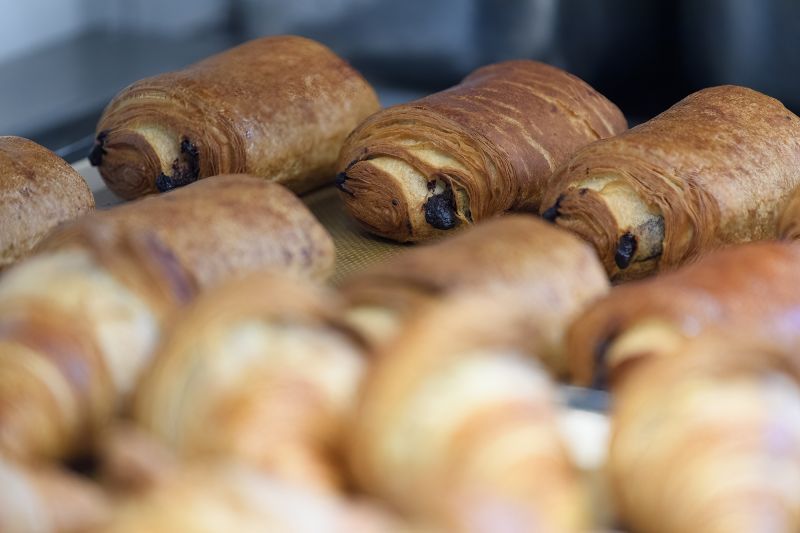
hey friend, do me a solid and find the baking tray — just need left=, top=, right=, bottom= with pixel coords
left=72, top=159, right=610, bottom=473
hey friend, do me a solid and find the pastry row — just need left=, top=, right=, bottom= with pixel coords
left=4, top=35, right=800, bottom=283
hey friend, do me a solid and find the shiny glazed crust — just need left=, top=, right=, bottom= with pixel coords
left=336, top=60, right=626, bottom=242
left=0, top=136, right=94, bottom=268
left=541, top=85, right=800, bottom=280
left=92, top=35, right=379, bottom=199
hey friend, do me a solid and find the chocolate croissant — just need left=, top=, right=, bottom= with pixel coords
left=90, top=35, right=379, bottom=200
left=103, top=463, right=403, bottom=533
left=566, top=240, right=800, bottom=387
left=0, top=176, right=333, bottom=462
left=0, top=457, right=110, bottom=533
left=0, top=136, right=94, bottom=268
left=341, top=215, right=609, bottom=376
left=541, top=85, right=800, bottom=280
left=134, top=273, right=366, bottom=492
left=336, top=60, right=626, bottom=242
left=609, top=339, right=800, bottom=533
left=348, top=292, right=589, bottom=532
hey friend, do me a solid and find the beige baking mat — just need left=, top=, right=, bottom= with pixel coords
left=303, top=186, right=409, bottom=284
left=74, top=160, right=407, bottom=285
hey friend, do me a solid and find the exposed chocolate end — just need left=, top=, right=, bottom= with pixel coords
left=88, top=131, right=108, bottom=167
left=541, top=194, right=565, bottom=222
left=424, top=187, right=458, bottom=230
left=614, top=232, right=638, bottom=269
left=334, top=172, right=354, bottom=196
left=591, top=337, right=612, bottom=390
left=155, top=138, right=200, bottom=192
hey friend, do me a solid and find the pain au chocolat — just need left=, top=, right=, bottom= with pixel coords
left=336, top=60, right=626, bottom=242
left=541, top=85, right=800, bottom=280
left=90, top=36, right=379, bottom=200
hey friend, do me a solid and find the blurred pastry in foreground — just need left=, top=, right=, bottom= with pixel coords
left=102, top=463, right=403, bottom=533
left=566, top=240, right=800, bottom=387
left=0, top=176, right=333, bottom=463
left=43, top=175, right=335, bottom=286
left=90, top=35, right=379, bottom=199
left=541, top=85, right=800, bottom=280
left=0, top=457, right=110, bottom=533
left=341, top=215, right=608, bottom=376
left=336, top=60, right=626, bottom=242
left=134, top=273, right=365, bottom=492
left=349, top=292, right=589, bottom=532
left=610, top=339, right=800, bottom=533
left=0, top=136, right=94, bottom=269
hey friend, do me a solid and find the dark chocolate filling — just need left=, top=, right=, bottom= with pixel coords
left=334, top=172, right=354, bottom=196
left=155, top=138, right=200, bottom=192
left=541, top=194, right=565, bottom=222
left=614, top=232, right=638, bottom=269
left=88, top=130, right=108, bottom=167
left=424, top=185, right=458, bottom=230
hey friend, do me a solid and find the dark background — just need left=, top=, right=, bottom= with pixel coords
left=1, top=0, right=798, bottom=162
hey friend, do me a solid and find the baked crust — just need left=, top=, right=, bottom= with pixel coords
left=336, top=60, right=626, bottom=242
left=92, top=35, right=379, bottom=199
left=0, top=136, right=94, bottom=269
left=542, top=85, right=800, bottom=280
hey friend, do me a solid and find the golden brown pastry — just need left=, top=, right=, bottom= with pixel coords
left=348, top=292, right=590, bottom=532
left=778, top=185, right=800, bottom=239
left=0, top=177, right=333, bottom=462
left=0, top=457, right=110, bottom=533
left=566, top=240, right=800, bottom=387
left=0, top=136, right=93, bottom=268
left=43, top=175, right=335, bottom=286
left=609, top=339, right=800, bottom=533
left=541, top=85, right=800, bottom=280
left=90, top=35, right=379, bottom=200
left=134, top=273, right=366, bottom=492
left=336, top=60, right=626, bottom=242
left=341, top=215, right=609, bottom=376
left=102, top=463, right=404, bottom=533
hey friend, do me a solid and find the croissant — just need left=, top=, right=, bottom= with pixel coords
left=609, top=339, right=800, bottom=533
left=566, top=240, right=800, bottom=387
left=89, top=35, right=379, bottom=200
left=0, top=176, right=333, bottom=462
left=102, top=463, right=404, bottom=533
left=0, top=457, right=110, bottom=533
left=134, top=273, right=366, bottom=492
left=341, top=215, right=609, bottom=376
left=336, top=60, right=626, bottom=242
left=540, top=85, right=800, bottom=280
left=0, top=136, right=93, bottom=268
left=348, top=292, right=589, bottom=532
